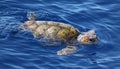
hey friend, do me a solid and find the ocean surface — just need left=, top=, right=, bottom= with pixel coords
left=0, top=0, right=120, bottom=69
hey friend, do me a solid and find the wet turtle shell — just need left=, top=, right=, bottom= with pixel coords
left=24, top=21, right=80, bottom=41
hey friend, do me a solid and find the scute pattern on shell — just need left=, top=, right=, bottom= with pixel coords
left=24, top=21, right=80, bottom=41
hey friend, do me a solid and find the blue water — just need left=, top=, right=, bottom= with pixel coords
left=0, top=0, right=120, bottom=69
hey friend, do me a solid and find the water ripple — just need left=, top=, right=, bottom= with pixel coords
left=0, top=0, right=120, bottom=69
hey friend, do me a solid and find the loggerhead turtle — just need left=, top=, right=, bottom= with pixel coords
left=20, top=12, right=98, bottom=56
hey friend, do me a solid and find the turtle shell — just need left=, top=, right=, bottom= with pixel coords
left=24, top=21, right=80, bottom=41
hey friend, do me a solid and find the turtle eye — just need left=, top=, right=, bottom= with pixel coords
left=89, top=38, right=96, bottom=42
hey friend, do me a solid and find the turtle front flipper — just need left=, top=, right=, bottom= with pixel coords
left=57, top=46, right=78, bottom=56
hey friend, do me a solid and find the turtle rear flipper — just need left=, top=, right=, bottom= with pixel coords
left=27, top=12, right=36, bottom=21
left=15, top=12, right=36, bottom=33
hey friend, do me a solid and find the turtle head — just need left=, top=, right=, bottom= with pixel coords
left=77, top=30, right=98, bottom=44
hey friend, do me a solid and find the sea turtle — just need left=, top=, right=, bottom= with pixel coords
left=20, top=12, right=98, bottom=56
